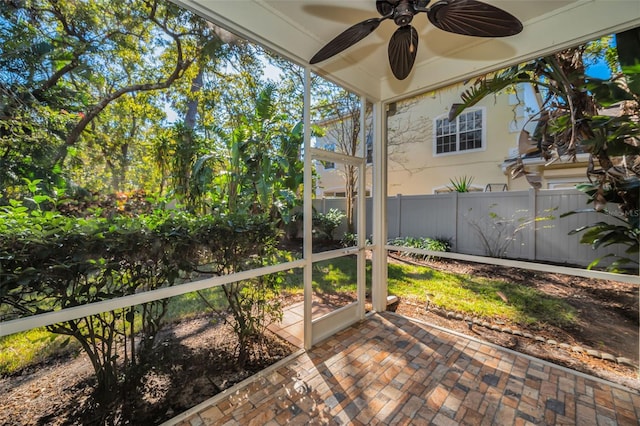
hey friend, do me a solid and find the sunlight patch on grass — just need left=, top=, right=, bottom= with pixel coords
left=277, top=257, right=358, bottom=296
left=312, top=258, right=358, bottom=294
left=164, top=286, right=227, bottom=321
left=0, top=328, right=79, bottom=375
left=387, top=263, right=577, bottom=327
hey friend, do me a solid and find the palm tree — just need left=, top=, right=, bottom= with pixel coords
left=450, top=28, right=640, bottom=271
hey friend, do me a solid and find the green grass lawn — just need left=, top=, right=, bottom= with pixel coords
left=1, top=256, right=577, bottom=375
left=0, top=328, right=80, bottom=374
left=387, top=262, right=577, bottom=327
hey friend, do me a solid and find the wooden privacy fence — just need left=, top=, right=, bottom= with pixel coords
left=313, top=189, right=627, bottom=268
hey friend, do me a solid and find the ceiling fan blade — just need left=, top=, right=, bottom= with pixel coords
left=427, top=0, right=523, bottom=38
left=310, top=18, right=385, bottom=64
left=388, top=26, right=418, bottom=80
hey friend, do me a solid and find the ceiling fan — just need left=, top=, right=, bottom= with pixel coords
left=310, top=0, right=523, bottom=80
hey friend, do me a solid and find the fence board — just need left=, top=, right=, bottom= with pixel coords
left=457, top=191, right=530, bottom=259
left=316, top=189, right=629, bottom=268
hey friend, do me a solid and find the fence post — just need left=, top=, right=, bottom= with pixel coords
left=528, top=188, right=537, bottom=261
left=453, top=192, right=459, bottom=252
left=397, top=194, right=403, bottom=238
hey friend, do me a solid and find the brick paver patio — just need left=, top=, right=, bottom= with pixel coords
left=166, top=312, right=640, bottom=425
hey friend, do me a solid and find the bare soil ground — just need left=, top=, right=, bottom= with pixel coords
left=390, top=255, right=640, bottom=391
left=0, top=316, right=296, bottom=426
left=1, top=256, right=638, bottom=425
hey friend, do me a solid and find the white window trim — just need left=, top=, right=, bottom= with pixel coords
left=432, top=107, right=487, bottom=157
left=547, top=177, right=587, bottom=190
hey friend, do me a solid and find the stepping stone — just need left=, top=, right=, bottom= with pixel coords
left=601, top=352, right=617, bottom=362
left=586, top=349, right=601, bottom=358
left=617, top=357, right=636, bottom=367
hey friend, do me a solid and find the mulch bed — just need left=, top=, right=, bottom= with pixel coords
left=0, top=316, right=296, bottom=426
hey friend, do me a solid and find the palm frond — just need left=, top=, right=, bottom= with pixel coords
left=450, top=65, right=533, bottom=120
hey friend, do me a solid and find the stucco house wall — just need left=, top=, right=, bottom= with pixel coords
left=314, top=81, right=592, bottom=197
left=384, top=83, right=522, bottom=195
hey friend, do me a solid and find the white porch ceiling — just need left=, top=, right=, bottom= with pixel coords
left=178, top=0, right=640, bottom=102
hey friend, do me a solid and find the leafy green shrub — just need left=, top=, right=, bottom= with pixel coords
left=312, top=208, right=346, bottom=241
left=562, top=182, right=639, bottom=272
left=193, top=213, right=283, bottom=368
left=340, top=232, right=372, bottom=248
left=389, top=236, right=451, bottom=261
left=0, top=203, right=280, bottom=399
left=205, top=274, right=283, bottom=368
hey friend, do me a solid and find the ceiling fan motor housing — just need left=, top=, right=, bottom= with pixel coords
left=394, top=1, right=415, bottom=26
left=377, top=0, right=421, bottom=26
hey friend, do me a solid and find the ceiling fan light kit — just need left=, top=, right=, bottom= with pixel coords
left=310, top=0, right=523, bottom=80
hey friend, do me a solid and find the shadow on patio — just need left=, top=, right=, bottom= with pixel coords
left=167, top=312, right=640, bottom=425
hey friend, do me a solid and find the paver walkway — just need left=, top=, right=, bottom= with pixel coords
left=167, top=312, right=640, bottom=425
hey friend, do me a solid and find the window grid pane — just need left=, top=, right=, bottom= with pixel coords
left=459, top=130, right=482, bottom=151
left=435, top=110, right=483, bottom=155
left=436, top=118, right=457, bottom=153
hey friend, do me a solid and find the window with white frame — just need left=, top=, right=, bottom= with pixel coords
left=323, top=143, right=335, bottom=169
left=434, top=108, right=485, bottom=155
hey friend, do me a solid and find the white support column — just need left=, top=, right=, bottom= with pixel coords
left=357, top=95, right=367, bottom=320
left=372, top=101, right=388, bottom=312
left=303, top=67, right=313, bottom=349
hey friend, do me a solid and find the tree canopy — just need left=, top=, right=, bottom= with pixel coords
left=0, top=0, right=306, bottom=217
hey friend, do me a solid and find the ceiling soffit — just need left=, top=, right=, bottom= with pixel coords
left=176, top=1, right=640, bottom=103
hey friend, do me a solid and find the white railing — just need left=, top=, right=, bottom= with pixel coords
left=0, top=259, right=305, bottom=338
